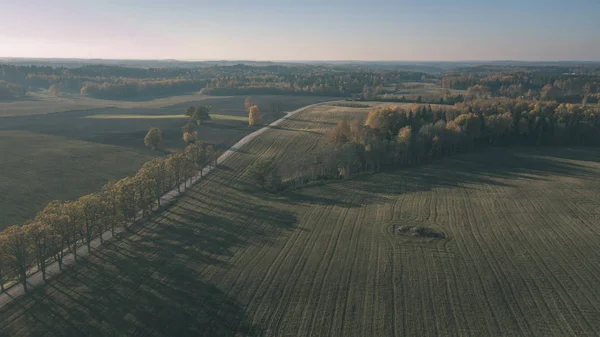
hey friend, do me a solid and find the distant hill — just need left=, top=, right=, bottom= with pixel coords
left=1, top=57, right=598, bottom=72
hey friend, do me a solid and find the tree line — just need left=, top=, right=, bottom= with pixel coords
left=0, top=143, right=218, bottom=293
left=80, top=78, right=205, bottom=99
left=4, top=62, right=600, bottom=104
left=1, top=63, right=427, bottom=100
left=0, top=80, right=26, bottom=100
left=442, top=71, right=600, bottom=104
left=200, top=70, right=425, bottom=97
left=262, top=99, right=600, bottom=190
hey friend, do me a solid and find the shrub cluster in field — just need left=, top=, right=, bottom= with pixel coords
left=271, top=99, right=600, bottom=188
left=0, top=80, right=26, bottom=100
left=0, top=142, right=218, bottom=293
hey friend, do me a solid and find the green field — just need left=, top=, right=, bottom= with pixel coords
left=381, top=81, right=466, bottom=101
left=2, top=104, right=600, bottom=336
left=85, top=113, right=248, bottom=122
left=0, top=131, right=154, bottom=228
left=0, top=95, right=336, bottom=228
left=0, top=91, right=224, bottom=117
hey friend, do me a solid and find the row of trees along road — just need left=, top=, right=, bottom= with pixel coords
left=0, top=96, right=267, bottom=292
left=262, top=99, right=600, bottom=191
left=0, top=142, right=217, bottom=293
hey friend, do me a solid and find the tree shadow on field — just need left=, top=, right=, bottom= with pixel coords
left=286, top=117, right=336, bottom=126
left=268, top=125, right=323, bottom=135
left=279, top=186, right=369, bottom=208
left=0, top=226, right=264, bottom=337
left=0, top=180, right=304, bottom=337
left=330, top=147, right=600, bottom=199
left=204, top=122, right=248, bottom=131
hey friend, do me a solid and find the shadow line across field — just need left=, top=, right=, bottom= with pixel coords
left=281, top=147, right=600, bottom=208
left=0, top=189, right=301, bottom=336
left=1, top=104, right=598, bottom=337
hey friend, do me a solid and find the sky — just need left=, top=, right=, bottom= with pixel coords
left=1, top=0, right=599, bottom=61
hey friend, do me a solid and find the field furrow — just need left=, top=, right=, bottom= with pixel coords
left=2, top=103, right=600, bottom=336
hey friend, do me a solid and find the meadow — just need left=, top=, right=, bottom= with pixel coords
left=85, top=113, right=248, bottom=122
left=0, top=91, right=218, bottom=117
left=0, top=94, right=336, bottom=228
left=1, top=103, right=599, bottom=336
left=380, top=81, right=466, bottom=102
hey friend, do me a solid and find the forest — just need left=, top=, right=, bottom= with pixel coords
left=0, top=63, right=427, bottom=99
left=272, top=98, right=600, bottom=190
left=2, top=62, right=600, bottom=102
left=0, top=80, right=26, bottom=100
left=441, top=68, right=600, bottom=103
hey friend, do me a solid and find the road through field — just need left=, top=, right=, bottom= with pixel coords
left=1, top=103, right=600, bottom=336
left=0, top=95, right=337, bottom=227
left=0, top=100, right=334, bottom=309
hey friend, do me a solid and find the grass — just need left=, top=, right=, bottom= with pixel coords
left=327, top=102, right=372, bottom=108
left=85, top=114, right=189, bottom=119
left=1, top=95, right=335, bottom=150
left=85, top=113, right=248, bottom=122
left=2, top=104, right=600, bottom=336
left=0, top=91, right=336, bottom=117
left=0, top=131, right=154, bottom=228
left=0, top=94, right=336, bottom=228
left=0, top=91, right=222, bottom=117
left=381, top=81, right=467, bottom=102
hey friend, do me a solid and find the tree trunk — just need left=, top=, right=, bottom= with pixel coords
left=0, top=268, right=4, bottom=292
left=40, top=259, right=47, bottom=282
left=86, top=223, right=92, bottom=253
left=20, top=268, right=27, bottom=292
left=72, top=242, right=78, bottom=262
left=57, top=252, right=63, bottom=271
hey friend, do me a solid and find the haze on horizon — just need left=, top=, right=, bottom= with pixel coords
left=1, top=0, right=599, bottom=62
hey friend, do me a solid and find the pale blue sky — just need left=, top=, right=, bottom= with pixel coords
left=1, top=0, right=599, bottom=61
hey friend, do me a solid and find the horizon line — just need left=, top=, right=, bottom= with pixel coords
left=1, top=56, right=600, bottom=64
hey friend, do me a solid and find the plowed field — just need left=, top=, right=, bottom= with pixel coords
left=2, top=103, right=600, bottom=336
